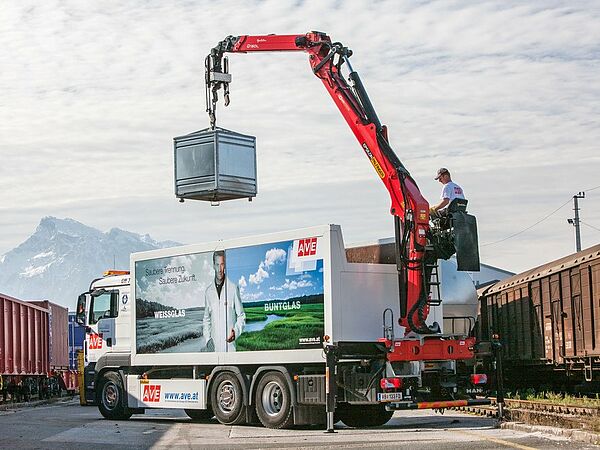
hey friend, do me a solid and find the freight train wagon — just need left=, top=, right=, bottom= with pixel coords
left=68, top=312, right=85, bottom=370
left=478, top=244, right=600, bottom=391
left=0, top=293, right=78, bottom=402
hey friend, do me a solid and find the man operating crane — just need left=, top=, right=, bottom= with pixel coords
left=430, top=167, right=466, bottom=217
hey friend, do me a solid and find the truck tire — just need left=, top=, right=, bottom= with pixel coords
left=185, top=407, right=214, bottom=422
left=210, top=372, right=245, bottom=425
left=97, top=372, right=132, bottom=420
left=254, top=372, right=294, bottom=429
left=337, top=404, right=393, bottom=428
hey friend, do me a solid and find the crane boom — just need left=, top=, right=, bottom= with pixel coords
left=206, top=32, right=436, bottom=334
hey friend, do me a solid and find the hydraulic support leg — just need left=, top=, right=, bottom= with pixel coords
left=324, top=344, right=337, bottom=433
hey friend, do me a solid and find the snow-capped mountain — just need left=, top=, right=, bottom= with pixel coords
left=0, top=217, right=181, bottom=310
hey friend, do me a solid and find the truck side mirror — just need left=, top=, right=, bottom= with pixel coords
left=110, top=292, right=119, bottom=318
left=76, top=293, right=87, bottom=326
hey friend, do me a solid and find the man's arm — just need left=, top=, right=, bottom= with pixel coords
left=202, top=292, right=211, bottom=342
left=232, top=284, right=246, bottom=339
left=430, top=197, right=449, bottom=213
left=430, top=183, right=453, bottom=213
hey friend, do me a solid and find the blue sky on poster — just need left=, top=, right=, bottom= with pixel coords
left=227, top=241, right=324, bottom=303
left=1, top=1, right=600, bottom=273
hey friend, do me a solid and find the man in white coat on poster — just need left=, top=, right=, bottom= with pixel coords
left=203, top=250, right=245, bottom=352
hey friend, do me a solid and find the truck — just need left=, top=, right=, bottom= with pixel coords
left=76, top=32, right=491, bottom=429
left=77, top=225, right=488, bottom=428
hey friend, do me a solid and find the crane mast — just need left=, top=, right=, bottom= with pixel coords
left=206, top=32, right=436, bottom=334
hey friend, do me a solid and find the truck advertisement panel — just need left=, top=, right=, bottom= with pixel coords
left=134, top=378, right=207, bottom=409
left=135, top=237, right=324, bottom=354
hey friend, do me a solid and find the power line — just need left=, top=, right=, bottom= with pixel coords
left=481, top=198, right=572, bottom=247
left=581, top=220, right=600, bottom=233
left=585, top=184, right=600, bottom=192
left=481, top=184, right=600, bottom=247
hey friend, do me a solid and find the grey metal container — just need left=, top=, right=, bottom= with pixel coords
left=174, top=127, right=257, bottom=202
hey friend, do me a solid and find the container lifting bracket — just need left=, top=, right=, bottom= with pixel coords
left=383, top=308, right=395, bottom=343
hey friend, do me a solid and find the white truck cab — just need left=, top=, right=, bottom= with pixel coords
left=76, top=270, right=132, bottom=404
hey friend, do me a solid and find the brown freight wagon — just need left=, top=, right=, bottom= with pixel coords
left=1, top=293, right=75, bottom=402
left=30, top=300, right=69, bottom=370
left=478, top=244, right=600, bottom=390
left=1, top=293, right=50, bottom=376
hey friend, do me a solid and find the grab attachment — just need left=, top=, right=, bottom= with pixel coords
left=205, top=41, right=234, bottom=129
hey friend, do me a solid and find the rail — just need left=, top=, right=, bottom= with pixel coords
left=454, top=397, right=600, bottom=431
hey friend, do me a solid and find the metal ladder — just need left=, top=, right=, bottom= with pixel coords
left=425, top=259, right=442, bottom=307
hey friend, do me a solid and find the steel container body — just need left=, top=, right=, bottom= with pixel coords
left=30, top=300, right=69, bottom=370
left=479, top=244, right=600, bottom=381
left=130, top=225, right=441, bottom=368
left=174, top=127, right=257, bottom=202
left=0, top=293, right=49, bottom=376
left=345, top=241, right=478, bottom=335
left=439, top=258, right=478, bottom=335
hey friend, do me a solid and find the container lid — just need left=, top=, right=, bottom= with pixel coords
left=174, top=126, right=255, bottom=141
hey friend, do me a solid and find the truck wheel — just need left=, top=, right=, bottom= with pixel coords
left=185, top=407, right=214, bottom=422
left=210, top=372, right=245, bottom=425
left=98, top=372, right=132, bottom=420
left=255, top=372, right=294, bottom=429
left=337, top=404, right=393, bottom=428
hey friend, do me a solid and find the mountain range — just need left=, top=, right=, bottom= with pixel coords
left=0, top=217, right=180, bottom=310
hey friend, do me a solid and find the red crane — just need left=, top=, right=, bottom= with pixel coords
left=205, top=32, right=453, bottom=337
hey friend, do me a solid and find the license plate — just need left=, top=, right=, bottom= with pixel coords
left=466, top=387, right=484, bottom=394
left=377, top=392, right=403, bottom=402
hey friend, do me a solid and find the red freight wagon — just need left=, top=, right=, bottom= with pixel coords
left=1, top=293, right=50, bottom=376
left=30, top=300, right=69, bottom=370
left=1, top=293, right=75, bottom=402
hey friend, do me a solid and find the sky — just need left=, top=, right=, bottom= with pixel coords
left=227, top=241, right=324, bottom=303
left=1, top=0, right=600, bottom=274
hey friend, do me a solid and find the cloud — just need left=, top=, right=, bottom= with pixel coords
left=241, top=291, right=263, bottom=302
left=1, top=1, right=600, bottom=275
left=270, top=278, right=313, bottom=291
left=138, top=253, right=213, bottom=309
left=263, top=248, right=286, bottom=269
left=248, top=247, right=286, bottom=284
left=249, top=265, right=269, bottom=285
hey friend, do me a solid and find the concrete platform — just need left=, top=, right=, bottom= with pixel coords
left=0, top=399, right=595, bottom=449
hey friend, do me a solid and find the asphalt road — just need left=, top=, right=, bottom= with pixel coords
left=0, top=399, right=594, bottom=449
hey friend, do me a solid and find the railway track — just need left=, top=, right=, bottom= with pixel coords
left=453, top=398, right=600, bottom=432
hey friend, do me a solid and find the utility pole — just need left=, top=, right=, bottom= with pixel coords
left=567, top=192, right=585, bottom=252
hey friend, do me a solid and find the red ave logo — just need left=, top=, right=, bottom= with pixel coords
left=298, top=238, right=317, bottom=257
left=143, top=385, right=161, bottom=403
left=89, top=333, right=103, bottom=350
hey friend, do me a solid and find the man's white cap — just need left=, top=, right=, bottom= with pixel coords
left=434, top=168, right=449, bottom=180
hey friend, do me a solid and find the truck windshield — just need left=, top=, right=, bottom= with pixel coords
left=89, top=290, right=118, bottom=324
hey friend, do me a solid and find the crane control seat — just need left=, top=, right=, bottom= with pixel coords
left=429, top=198, right=480, bottom=272
left=448, top=197, right=468, bottom=214
left=433, top=198, right=469, bottom=229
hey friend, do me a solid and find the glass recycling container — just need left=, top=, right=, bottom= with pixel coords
left=174, top=127, right=257, bottom=202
